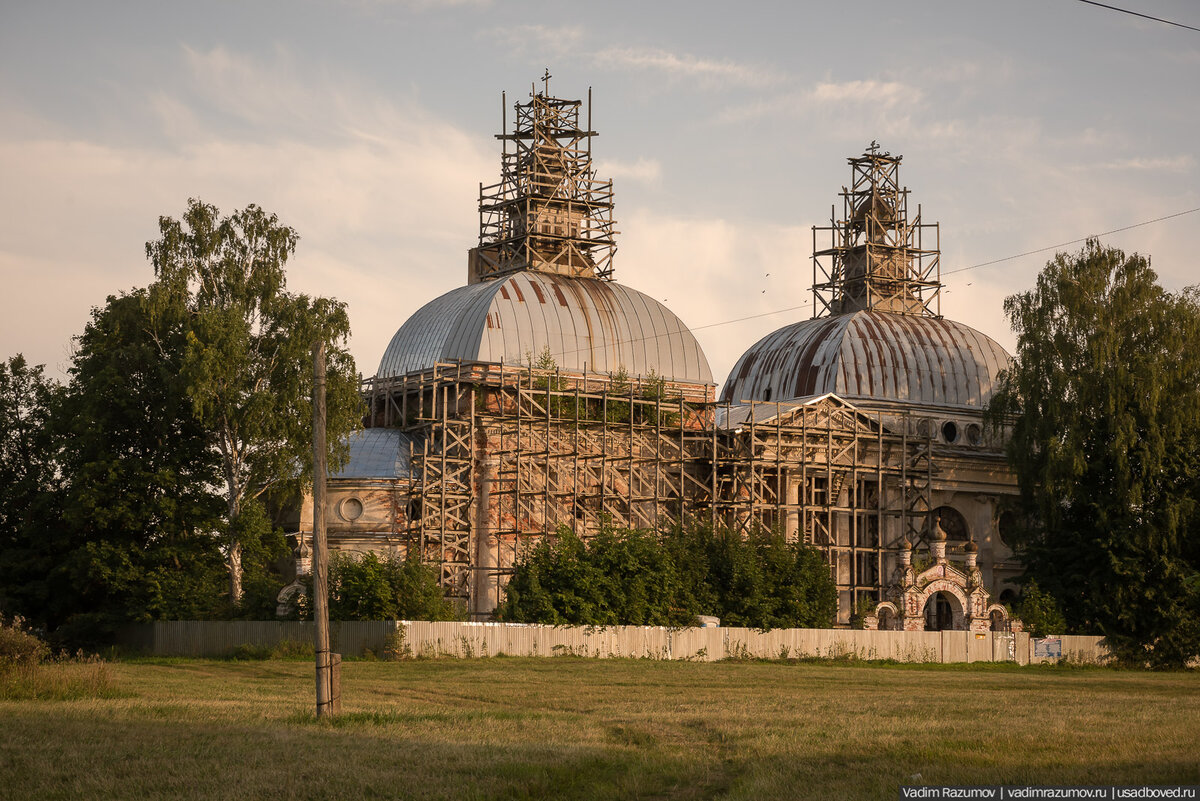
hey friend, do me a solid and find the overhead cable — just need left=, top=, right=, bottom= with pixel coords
left=1074, top=0, right=1200, bottom=33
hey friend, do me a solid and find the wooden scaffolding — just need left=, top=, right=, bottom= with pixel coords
left=360, top=363, right=935, bottom=617
left=708, top=397, right=934, bottom=612
left=473, top=72, right=617, bottom=282
left=812, top=142, right=941, bottom=318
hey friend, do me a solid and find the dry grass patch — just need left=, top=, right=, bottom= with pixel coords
left=1, top=658, right=1196, bottom=800
left=0, top=658, right=121, bottom=701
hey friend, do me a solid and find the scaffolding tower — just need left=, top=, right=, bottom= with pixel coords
left=812, top=143, right=941, bottom=318
left=473, top=73, right=617, bottom=282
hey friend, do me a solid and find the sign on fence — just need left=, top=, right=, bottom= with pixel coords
left=1033, top=637, right=1062, bottom=658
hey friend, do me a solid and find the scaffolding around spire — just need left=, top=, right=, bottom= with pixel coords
left=811, top=147, right=941, bottom=317
left=471, top=78, right=617, bottom=283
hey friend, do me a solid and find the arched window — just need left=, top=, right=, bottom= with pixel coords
left=405, top=497, right=423, bottom=528
left=933, top=506, right=969, bottom=541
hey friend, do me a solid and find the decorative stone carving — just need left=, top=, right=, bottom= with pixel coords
left=871, top=537, right=1012, bottom=632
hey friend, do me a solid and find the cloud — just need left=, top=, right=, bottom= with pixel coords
left=718, top=78, right=923, bottom=124
left=616, top=209, right=814, bottom=389
left=809, top=79, right=921, bottom=107
left=486, top=24, right=584, bottom=59
left=483, top=30, right=780, bottom=91
left=595, top=157, right=662, bottom=185
left=591, top=46, right=782, bottom=89
left=0, top=45, right=495, bottom=379
left=342, top=0, right=491, bottom=10
left=1095, top=155, right=1196, bottom=172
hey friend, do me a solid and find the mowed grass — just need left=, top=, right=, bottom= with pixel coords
left=2, top=657, right=1197, bottom=800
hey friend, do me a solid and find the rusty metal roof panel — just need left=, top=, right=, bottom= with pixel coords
left=377, top=272, right=714, bottom=384
left=720, top=311, right=1011, bottom=409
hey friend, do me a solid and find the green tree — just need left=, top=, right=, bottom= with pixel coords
left=57, top=292, right=228, bottom=642
left=0, top=356, right=66, bottom=627
left=145, top=200, right=362, bottom=603
left=988, top=240, right=1200, bottom=667
left=495, top=528, right=614, bottom=625
left=701, top=527, right=837, bottom=630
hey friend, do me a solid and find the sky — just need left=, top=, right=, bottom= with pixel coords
left=2, top=0, right=1198, bottom=391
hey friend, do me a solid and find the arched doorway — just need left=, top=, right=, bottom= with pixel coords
left=878, top=605, right=895, bottom=631
left=924, top=591, right=960, bottom=631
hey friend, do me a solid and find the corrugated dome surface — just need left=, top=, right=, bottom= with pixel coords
left=720, top=311, right=1011, bottom=408
left=378, top=271, right=713, bottom=384
left=331, top=428, right=416, bottom=479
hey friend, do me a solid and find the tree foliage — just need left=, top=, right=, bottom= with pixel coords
left=1, top=199, right=360, bottom=643
left=290, top=552, right=459, bottom=622
left=57, top=292, right=229, bottom=641
left=1015, top=581, right=1068, bottom=639
left=988, top=240, right=1200, bottom=667
left=145, top=199, right=362, bottom=602
left=0, top=356, right=66, bottom=628
left=495, top=523, right=838, bottom=630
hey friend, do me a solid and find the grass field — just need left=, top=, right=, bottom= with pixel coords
left=2, top=657, right=1197, bottom=800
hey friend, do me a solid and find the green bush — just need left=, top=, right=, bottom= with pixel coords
left=0, top=616, right=117, bottom=700
left=229, top=639, right=314, bottom=660
left=287, top=552, right=460, bottom=622
left=0, top=658, right=117, bottom=701
left=1018, top=580, right=1068, bottom=637
left=495, top=522, right=838, bottom=630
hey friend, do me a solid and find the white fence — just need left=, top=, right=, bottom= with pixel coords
left=118, top=621, right=1109, bottom=665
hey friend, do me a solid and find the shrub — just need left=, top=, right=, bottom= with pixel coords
left=0, top=617, right=117, bottom=700
left=229, top=639, right=314, bottom=660
left=496, top=522, right=838, bottom=630
left=0, top=615, right=50, bottom=669
left=0, top=658, right=117, bottom=701
left=1018, top=580, right=1068, bottom=637
left=286, top=552, right=461, bottom=622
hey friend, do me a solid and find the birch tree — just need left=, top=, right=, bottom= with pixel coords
left=146, top=200, right=361, bottom=602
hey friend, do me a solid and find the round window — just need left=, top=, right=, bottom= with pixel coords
left=966, top=423, right=983, bottom=446
left=942, top=421, right=959, bottom=443
left=340, top=497, right=364, bottom=522
left=997, top=509, right=1016, bottom=548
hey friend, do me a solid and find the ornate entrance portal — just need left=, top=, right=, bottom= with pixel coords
left=865, top=524, right=1015, bottom=632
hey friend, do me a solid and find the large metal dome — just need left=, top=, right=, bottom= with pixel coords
left=378, top=270, right=713, bottom=384
left=720, top=311, right=1011, bottom=409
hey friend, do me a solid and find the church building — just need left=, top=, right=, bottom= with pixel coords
left=285, top=77, right=1021, bottom=631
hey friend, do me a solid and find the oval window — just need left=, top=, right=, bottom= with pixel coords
left=942, top=421, right=959, bottom=443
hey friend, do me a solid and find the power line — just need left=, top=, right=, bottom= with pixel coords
left=1074, top=0, right=1200, bottom=33
left=535, top=206, right=1200, bottom=360
left=685, top=207, right=1200, bottom=337
left=689, top=304, right=810, bottom=332
left=942, top=207, right=1200, bottom=276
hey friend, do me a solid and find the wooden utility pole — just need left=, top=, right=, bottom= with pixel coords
left=312, top=340, right=340, bottom=717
